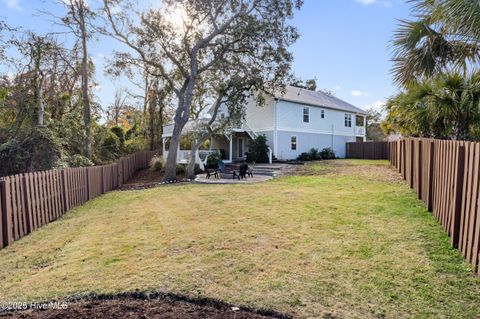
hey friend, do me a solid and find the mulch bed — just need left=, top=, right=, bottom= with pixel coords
left=119, top=168, right=190, bottom=190
left=0, top=292, right=291, bottom=319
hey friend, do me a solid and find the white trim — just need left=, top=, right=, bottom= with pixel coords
left=274, top=99, right=278, bottom=156
left=276, top=126, right=357, bottom=137
left=303, top=106, right=310, bottom=123
left=229, top=134, right=233, bottom=162
left=237, top=137, right=244, bottom=158
left=290, top=135, right=297, bottom=151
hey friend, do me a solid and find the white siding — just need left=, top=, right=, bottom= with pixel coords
left=275, top=100, right=358, bottom=137
left=244, top=94, right=275, bottom=131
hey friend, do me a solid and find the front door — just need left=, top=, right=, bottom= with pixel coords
left=238, top=137, right=244, bottom=158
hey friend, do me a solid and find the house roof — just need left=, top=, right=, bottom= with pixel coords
left=273, top=85, right=367, bottom=115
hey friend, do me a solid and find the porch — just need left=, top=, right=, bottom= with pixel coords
left=162, top=126, right=253, bottom=165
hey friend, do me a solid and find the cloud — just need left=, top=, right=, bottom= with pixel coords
left=351, top=90, right=371, bottom=97
left=355, top=0, right=376, bottom=5
left=355, top=0, right=393, bottom=7
left=4, top=0, right=22, bottom=10
left=363, top=100, right=385, bottom=111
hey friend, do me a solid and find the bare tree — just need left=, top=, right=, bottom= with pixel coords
left=60, top=0, right=96, bottom=159
left=106, top=90, right=128, bottom=126
left=101, top=0, right=301, bottom=181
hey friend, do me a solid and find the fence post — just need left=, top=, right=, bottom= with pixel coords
left=450, top=144, right=465, bottom=248
left=427, top=141, right=435, bottom=212
left=61, top=169, right=69, bottom=212
left=0, top=180, right=3, bottom=248
left=418, top=140, right=422, bottom=200
left=0, top=178, right=13, bottom=247
left=409, top=139, right=415, bottom=188
left=22, top=174, right=33, bottom=234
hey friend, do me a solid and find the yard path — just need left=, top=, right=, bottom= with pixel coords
left=0, top=160, right=478, bottom=319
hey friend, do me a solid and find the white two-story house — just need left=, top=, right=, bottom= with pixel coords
left=162, top=85, right=366, bottom=163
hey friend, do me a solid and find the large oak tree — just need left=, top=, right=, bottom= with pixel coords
left=102, top=0, right=302, bottom=181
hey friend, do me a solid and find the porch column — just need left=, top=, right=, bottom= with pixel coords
left=363, top=115, right=367, bottom=142
left=229, top=134, right=233, bottom=162
left=162, top=138, right=166, bottom=159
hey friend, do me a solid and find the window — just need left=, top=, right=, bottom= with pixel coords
left=238, top=138, right=244, bottom=158
left=321, top=109, right=325, bottom=119
left=220, top=112, right=226, bottom=119
left=345, top=113, right=352, bottom=127
left=356, top=115, right=364, bottom=126
left=291, top=136, right=297, bottom=150
left=303, top=107, right=309, bottom=123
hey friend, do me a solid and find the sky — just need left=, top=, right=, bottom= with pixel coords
left=1, top=0, right=414, bottom=112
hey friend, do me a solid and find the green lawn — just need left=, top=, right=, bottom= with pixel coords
left=0, top=160, right=479, bottom=318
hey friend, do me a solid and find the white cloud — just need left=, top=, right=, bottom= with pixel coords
left=4, top=0, right=22, bottom=10
left=355, top=0, right=376, bottom=5
left=363, top=100, right=385, bottom=111
left=351, top=90, right=371, bottom=97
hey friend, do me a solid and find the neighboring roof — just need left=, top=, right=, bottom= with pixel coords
left=273, top=85, right=367, bottom=115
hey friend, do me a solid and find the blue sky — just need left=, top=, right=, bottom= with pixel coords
left=1, top=0, right=413, bottom=112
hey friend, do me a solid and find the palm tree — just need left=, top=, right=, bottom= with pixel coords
left=392, top=0, right=480, bottom=85
left=384, top=71, right=480, bottom=140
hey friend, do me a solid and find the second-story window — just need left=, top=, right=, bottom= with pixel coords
left=345, top=113, right=352, bottom=127
left=303, top=107, right=309, bottom=123
left=321, top=109, right=325, bottom=119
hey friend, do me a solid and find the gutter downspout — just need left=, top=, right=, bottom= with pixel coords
left=274, top=98, right=278, bottom=158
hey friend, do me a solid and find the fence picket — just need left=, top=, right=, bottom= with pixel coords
left=0, top=150, right=157, bottom=249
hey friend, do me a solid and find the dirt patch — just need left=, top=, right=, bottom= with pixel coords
left=0, top=293, right=290, bottom=319
left=119, top=168, right=189, bottom=190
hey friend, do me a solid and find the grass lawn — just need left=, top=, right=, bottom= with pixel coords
left=0, top=160, right=479, bottom=318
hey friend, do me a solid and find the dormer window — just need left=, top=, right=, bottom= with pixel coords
left=303, top=107, right=309, bottom=123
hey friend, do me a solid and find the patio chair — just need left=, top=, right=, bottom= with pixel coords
left=247, top=161, right=255, bottom=177
left=205, top=167, right=218, bottom=179
left=239, top=164, right=249, bottom=179
left=218, top=160, right=240, bottom=180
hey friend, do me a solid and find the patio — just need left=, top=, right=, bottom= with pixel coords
left=194, top=173, right=273, bottom=184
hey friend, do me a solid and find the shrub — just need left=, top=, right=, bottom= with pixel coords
left=320, top=147, right=335, bottom=159
left=149, top=155, right=164, bottom=171
left=176, top=164, right=186, bottom=175
left=110, top=126, right=126, bottom=146
left=297, top=152, right=311, bottom=161
left=67, top=154, right=94, bottom=167
left=308, top=148, right=320, bottom=160
left=99, top=131, right=121, bottom=162
left=297, top=147, right=336, bottom=161
left=125, top=124, right=139, bottom=140
left=246, top=135, right=269, bottom=163
left=124, top=136, right=149, bottom=154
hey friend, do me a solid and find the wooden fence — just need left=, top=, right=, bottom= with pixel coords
left=346, top=141, right=388, bottom=159
left=388, top=138, right=480, bottom=275
left=0, top=150, right=158, bottom=249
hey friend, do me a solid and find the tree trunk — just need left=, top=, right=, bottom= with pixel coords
left=79, top=2, right=92, bottom=159
left=163, top=81, right=196, bottom=181
left=163, top=124, right=183, bottom=181
left=142, top=71, right=149, bottom=136
left=187, top=139, right=204, bottom=180
left=148, top=86, right=157, bottom=151
left=36, top=74, right=45, bottom=126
